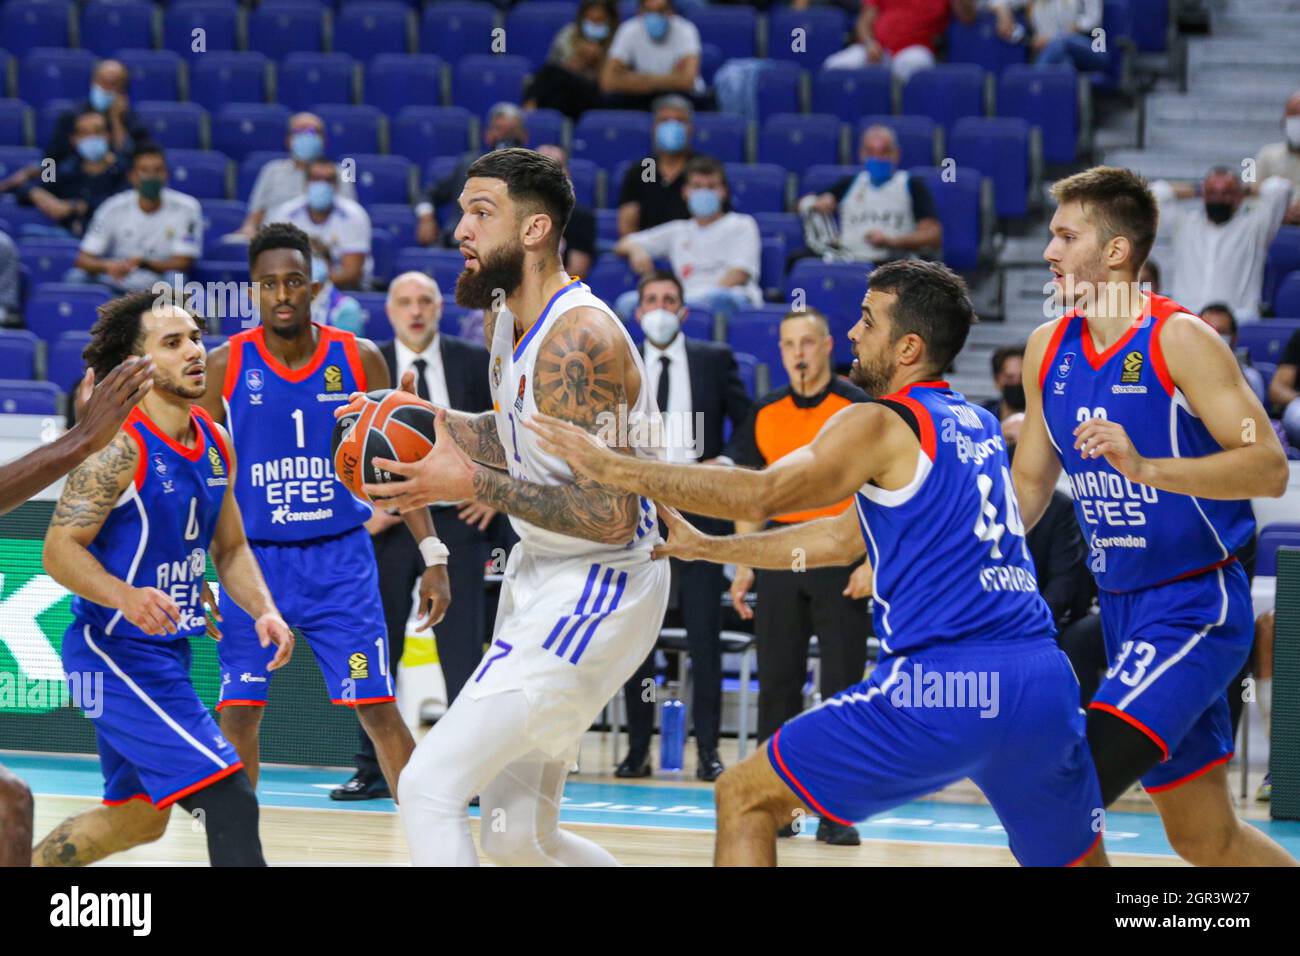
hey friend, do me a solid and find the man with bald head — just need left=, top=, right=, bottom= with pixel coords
left=332, top=271, right=499, bottom=800
left=796, top=126, right=941, bottom=264
left=1255, top=90, right=1300, bottom=225
left=47, top=59, right=149, bottom=164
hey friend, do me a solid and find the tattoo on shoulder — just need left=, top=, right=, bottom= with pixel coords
left=49, top=431, right=137, bottom=529
left=534, top=312, right=624, bottom=430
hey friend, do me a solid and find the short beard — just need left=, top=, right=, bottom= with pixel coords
left=266, top=312, right=311, bottom=339
left=849, top=353, right=895, bottom=398
left=154, top=371, right=204, bottom=401
left=456, top=240, right=525, bottom=309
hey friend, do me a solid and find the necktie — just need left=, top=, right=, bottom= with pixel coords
left=412, top=357, right=432, bottom=402
left=657, top=355, right=670, bottom=412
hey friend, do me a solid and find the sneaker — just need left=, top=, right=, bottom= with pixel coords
left=1257, top=772, right=1271, bottom=802
left=815, top=818, right=861, bottom=846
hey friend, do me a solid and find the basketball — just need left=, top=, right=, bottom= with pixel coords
left=331, top=389, right=437, bottom=502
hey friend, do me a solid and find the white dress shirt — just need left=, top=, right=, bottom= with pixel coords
left=394, top=334, right=451, bottom=409
left=644, top=332, right=696, bottom=463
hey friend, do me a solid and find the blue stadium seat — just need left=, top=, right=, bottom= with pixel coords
left=117, top=50, right=184, bottom=104
left=1089, top=0, right=1131, bottom=94
left=901, top=65, right=987, bottom=132
left=0, top=49, right=12, bottom=99
left=366, top=54, right=444, bottom=114
left=786, top=260, right=873, bottom=365
left=759, top=113, right=842, bottom=177
left=135, top=101, right=207, bottom=150
left=353, top=153, right=413, bottom=205
left=567, top=157, right=596, bottom=209
left=1, top=2, right=72, bottom=58
left=728, top=307, right=789, bottom=389
left=733, top=350, right=758, bottom=397
left=768, top=6, right=847, bottom=66
left=856, top=114, right=938, bottom=170
left=690, top=5, right=757, bottom=60
left=682, top=305, right=714, bottom=342
left=81, top=3, right=156, bottom=59
left=314, top=104, right=383, bottom=154
left=584, top=256, right=638, bottom=305
left=369, top=203, right=418, bottom=249
left=333, top=3, right=413, bottom=61
left=36, top=100, right=75, bottom=151
left=752, top=211, right=803, bottom=254
left=1264, top=227, right=1300, bottom=311
left=393, top=246, right=463, bottom=296
left=190, top=53, right=271, bottom=113
left=998, top=65, right=1077, bottom=166
left=248, top=5, right=326, bottom=60
left=1257, top=523, right=1300, bottom=577
left=693, top=112, right=747, bottom=164
left=595, top=208, right=619, bottom=248
left=212, top=103, right=291, bottom=161
left=503, top=3, right=574, bottom=70
left=18, top=49, right=95, bottom=108
left=353, top=291, right=392, bottom=342
left=1129, top=0, right=1169, bottom=53
left=524, top=108, right=566, bottom=151
left=945, top=11, right=1027, bottom=77
left=48, top=331, right=91, bottom=392
left=452, top=55, right=530, bottom=120
left=699, top=43, right=724, bottom=86
left=12, top=230, right=77, bottom=288
left=760, top=235, right=786, bottom=300
left=418, top=2, right=499, bottom=61
left=1275, top=272, right=1300, bottom=319
left=812, top=68, right=892, bottom=125
left=801, top=164, right=858, bottom=199
left=167, top=149, right=231, bottom=200
left=391, top=105, right=473, bottom=162
left=948, top=117, right=1030, bottom=219
left=0, top=379, right=59, bottom=414
left=0, top=100, right=30, bottom=146
left=909, top=165, right=984, bottom=270
left=369, top=229, right=396, bottom=283
left=236, top=150, right=282, bottom=201
left=200, top=199, right=248, bottom=255
left=724, top=163, right=787, bottom=215
left=756, top=61, right=803, bottom=122
left=573, top=110, right=652, bottom=173
left=24, top=284, right=113, bottom=343
left=0, top=146, right=40, bottom=180
left=0, top=329, right=38, bottom=380
left=163, top=2, right=238, bottom=61
left=279, top=53, right=357, bottom=111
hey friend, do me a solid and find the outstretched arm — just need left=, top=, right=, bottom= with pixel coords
left=654, top=505, right=867, bottom=571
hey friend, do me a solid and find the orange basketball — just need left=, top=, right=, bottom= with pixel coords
left=332, top=389, right=437, bottom=502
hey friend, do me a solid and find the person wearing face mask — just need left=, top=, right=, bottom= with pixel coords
left=267, top=159, right=373, bottom=290
left=981, top=345, right=1026, bottom=420
left=232, top=113, right=357, bottom=241
left=70, top=145, right=202, bottom=292
left=795, top=126, right=941, bottom=265
left=1199, top=303, right=1267, bottom=406
left=308, top=242, right=365, bottom=336
left=1254, top=90, right=1300, bottom=226
left=46, top=60, right=149, bottom=165
left=601, top=0, right=705, bottom=112
left=524, top=0, right=619, bottom=120
left=1151, top=166, right=1293, bottom=320
left=616, top=95, right=698, bottom=237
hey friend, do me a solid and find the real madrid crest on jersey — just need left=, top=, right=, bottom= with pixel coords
left=492, top=356, right=503, bottom=390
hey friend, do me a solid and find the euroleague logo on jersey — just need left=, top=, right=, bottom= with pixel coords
left=245, top=368, right=264, bottom=405
left=1112, top=350, right=1148, bottom=395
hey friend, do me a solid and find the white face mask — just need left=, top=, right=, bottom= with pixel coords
left=640, top=308, right=681, bottom=346
left=1286, top=115, right=1300, bottom=148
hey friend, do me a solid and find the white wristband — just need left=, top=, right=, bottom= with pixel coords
left=419, top=537, right=450, bottom=568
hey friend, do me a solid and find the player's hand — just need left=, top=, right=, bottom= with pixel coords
left=201, top=581, right=223, bottom=641
left=1073, top=416, right=1146, bottom=482
left=843, top=562, right=873, bottom=600
left=729, top=566, right=755, bottom=621
left=651, top=505, right=707, bottom=562
left=255, top=611, right=294, bottom=671
left=523, top=413, right=620, bottom=483
left=415, top=566, right=451, bottom=631
left=366, top=409, right=476, bottom=512
left=71, top=357, right=153, bottom=450
left=457, top=501, right=496, bottom=531
left=121, top=586, right=181, bottom=636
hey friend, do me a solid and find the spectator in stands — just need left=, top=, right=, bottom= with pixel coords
left=46, top=59, right=149, bottom=166
left=1, top=110, right=127, bottom=238
left=601, top=0, right=705, bottom=112
left=982, top=344, right=1025, bottom=419
left=0, top=230, right=17, bottom=328
left=1200, top=302, right=1267, bottom=404
left=537, top=145, right=596, bottom=277
left=994, top=0, right=1107, bottom=72
left=796, top=125, right=941, bottom=265
left=824, top=0, right=975, bottom=81
left=231, top=113, right=357, bottom=241
left=308, top=238, right=365, bottom=335
left=415, top=103, right=529, bottom=248
left=524, top=0, right=619, bottom=120
left=614, top=156, right=762, bottom=325
left=1152, top=167, right=1292, bottom=319
left=267, top=158, right=372, bottom=291
left=617, top=95, right=697, bottom=237
left=1269, top=328, right=1300, bottom=447
left=1254, top=89, right=1300, bottom=226
left=70, top=145, right=201, bottom=293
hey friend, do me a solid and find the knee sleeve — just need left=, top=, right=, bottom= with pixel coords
left=177, top=770, right=265, bottom=867
left=1086, top=708, right=1164, bottom=808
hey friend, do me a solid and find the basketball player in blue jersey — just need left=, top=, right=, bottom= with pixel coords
left=1011, top=166, right=1295, bottom=866
left=530, top=260, right=1109, bottom=867
left=36, top=290, right=293, bottom=867
left=197, top=223, right=448, bottom=799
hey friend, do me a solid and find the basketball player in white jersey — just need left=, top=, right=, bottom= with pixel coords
left=360, top=148, right=670, bottom=866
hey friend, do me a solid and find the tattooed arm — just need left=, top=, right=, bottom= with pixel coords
left=443, top=410, right=507, bottom=468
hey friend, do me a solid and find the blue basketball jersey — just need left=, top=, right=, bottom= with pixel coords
left=854, top=381, right=1056, bottom=656
left=222, top=323, right=372, bottom=542
left=72, top=406, right=230, bottom=640
left=1038, top=294, right=1255, bottom=592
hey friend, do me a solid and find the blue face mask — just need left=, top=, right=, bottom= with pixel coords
left=291, top=131, right=323, bottom=162
left=312, top=258, right=330, bottom=284
left=89, top=84, right=115, bottom=113
left=581, top=19, right=610, bottom=41
left=76, top=135, right=109, bottom=164
left=643, top=11, right=669, bottom=41
left=864, top=157, right=895, bottom=187
left=307, top=181, right=334, bottom=212
left=655, top=119, right=688, bottom=153
left=687, top=188, right=721, bottom=218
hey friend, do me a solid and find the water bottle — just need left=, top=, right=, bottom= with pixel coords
left=659, top=682, right=685, bottom=772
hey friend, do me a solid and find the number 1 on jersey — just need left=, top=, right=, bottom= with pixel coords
left=291, top=408, right=305, bottom=448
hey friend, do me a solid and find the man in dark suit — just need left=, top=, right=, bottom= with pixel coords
left=333, top=271, right=497, bottom=800
left=617, top=271, right=752, bottom=782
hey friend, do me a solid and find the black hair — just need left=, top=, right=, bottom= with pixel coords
left=637, top=269, right=683, bottom=302
left=1201, top=301, right=1237, bottom=333
left=465, top=147, right=576, bottom=250
left=990, top=344, right=1025, bottom=378
left=248, top=221, right=312, bottom=275
left=868, top=259, right=976, bottom=375
left=577, top=0, right=618, bottom=31
left=131, top=143, right=166, bottom=167
left=83, top=290, right=199, bottom=381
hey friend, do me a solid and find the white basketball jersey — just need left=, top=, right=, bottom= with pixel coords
left=488, top=279, right=663, bottom=559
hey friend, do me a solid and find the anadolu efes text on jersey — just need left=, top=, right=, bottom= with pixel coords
left=1039, top=294, right=1254, bottom=592
left=853, top=382, right=1056, bottom=657
left=72, top=407, right=229, bottom=640
left=222, top=323, right=373, bottom=541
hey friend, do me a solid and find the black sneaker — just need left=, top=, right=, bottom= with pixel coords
left=615, top=753, right=652, bottom=778
left=330, top=772, right=391, bottom=801
left=777, top=823, right=797, bottom=838
left=815, top=818, right=860, bottom=846
left=696, top=750, right=725, bottom=782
